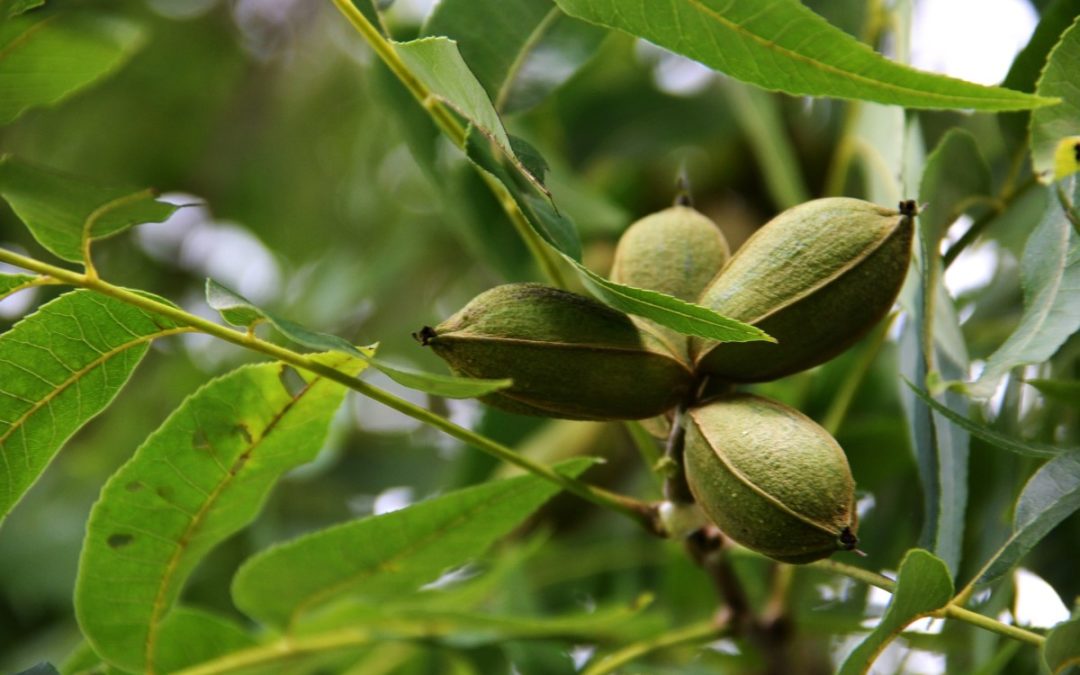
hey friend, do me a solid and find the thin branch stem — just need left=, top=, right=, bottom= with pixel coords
left=581, top=618, right=728, bottom=675
left=174, top=628, right=374, bottom=675
left=662, top=405, right=693, bottom=503
left=328, top=0, right=568, bottom=288
left=0, top=247, right=653, bottom=530
left=811, top=559, right=1046, bottom=647
left=942, top=176, right=1039, bottom=268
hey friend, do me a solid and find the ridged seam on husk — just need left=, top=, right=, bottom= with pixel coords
left=431, top=334, right=692, bottom=416
left=688, top=405, right=851, bottom=539
left=430, top=333, right=692, bottom=373
left=699, top=209, right=909, bottom=330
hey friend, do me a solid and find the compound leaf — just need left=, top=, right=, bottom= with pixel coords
left=232, top=458, right=595, bottom=630
left=75, top=352, right=366, bottom=672
left=554, top=0, right=1053, bottom=110
left=839, top=549, right=953, bottom=675
left=0, top=10, right=145, bottom=124
left=0, top=291, right=186, bottom=524
left=0, top=156, right=176, bottom=263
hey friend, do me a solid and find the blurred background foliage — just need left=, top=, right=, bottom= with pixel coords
left=0, top=0, right=1077, bottom=673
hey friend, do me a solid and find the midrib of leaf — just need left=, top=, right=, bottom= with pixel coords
left=81, top=188, right=157, bottom=265
left=494, top=6, right=560, bottom=111
left=0, top=13, right=57, bottom=61
left=286, top=482, right=539, bottom=630
left=0, top=326, right=192, bottom=506
left=579, top=265, right=775, bottom=341
left=144, top=370, right=319, bottom=670
left=683, top=0, right=1044, bottom=106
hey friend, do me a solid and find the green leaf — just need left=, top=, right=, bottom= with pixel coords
left=463, top=131, right=772, bottom=343
left=4, top=0, right=44, bottom=19
left=974, top=451, right=1080, bottom=586
left=423, top=0, right=606, bottom=114
left=351, top=0, right=387, bottom=36
left=1004, top=0, right=1080, bottom=95
left=295, top=601, right=657, bottom=647
left=904, top=381, right=1072, bottom=459
left=0, top=10, right=145, bottom=124
left=852, top=102, right=905, bottom=205
left=0, top=156, right=177, bottom=263
left=899, top=207, right=970, bottom=576
left=231, top=457, right=596, bottom=630
left=465, top=130, right=581, bottom=260
left=13, top=664, right=59, bottom=675
left=1031, top=16, right=1080, bottom=181
left=152, top=607, right=257, bottom=673
left=553, top=0, right=1054, bottom=111
left=919, top=129, right=993, bottom=247
left=838, top=549, right=954, bottom=675
left=999, top=0, right=1080, bottom=144
left=722, top=80, right=810, bottom=210
left=394, top=37, right=547, bottom=194
left=205, top=280, right=511, bottom=399
left=972, top=195, right=1080, bottom=397
left=1044, top=618, right=1080, bottom=675
left=74, top=352, right=366, bottom=672
left=0, top=290, right=186, bottom=524
left=1026, top=378, right=1080, bottom=408
left=0, top=272, right=38, bottom=300
left=576, top=265, right=775, bottom=343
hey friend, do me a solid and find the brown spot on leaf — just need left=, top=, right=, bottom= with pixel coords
left=235, top=423, right=254, bottom=445
left=108, top=533, right=134, bottom=548
left=125, top=481, right=144, bottom=492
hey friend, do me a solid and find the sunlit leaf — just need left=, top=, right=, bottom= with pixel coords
left=0, top=10, right=146, bottom=124
left=974, top=451, right=1080, bottom=585
left=838, top=549, right=953, bottom=675
left=423, top=0, right=606, bottom=114
left=553, top=0, right=1053, bottom=110
left=1052, top=136, right=1080, bottom=181
left=205, top=280, right=511, bottom=399
left=1043, top=618, right=1080, bottom=675
left=0, top=291, right=187, bottom=524
left=1031, top=16, right=1080, bottom=181
left=74, top=352, right=366, bottom=672
left=232, top=458, right=596, bottom=629
left=972, top=195, right=1080, bottom=397
left=0, top=156, right=177, bottom=263
left=904, top=381, right=1070, bottom=459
